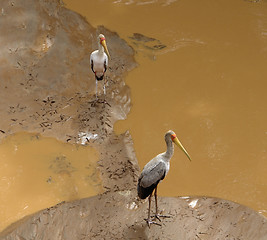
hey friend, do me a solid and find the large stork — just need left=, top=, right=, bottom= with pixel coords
left=90, top=34, right=111, bottom=101
left=137, top=130, right=191, bottom=227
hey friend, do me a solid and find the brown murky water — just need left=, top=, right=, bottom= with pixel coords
left=0, top=132, right=101, bottom=230
left=64, top=0, right=267, bottom=216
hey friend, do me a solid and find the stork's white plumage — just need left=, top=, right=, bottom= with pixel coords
left=137, top=130, right=191, bottom=227
left=90, top=34, right=111, bottom=100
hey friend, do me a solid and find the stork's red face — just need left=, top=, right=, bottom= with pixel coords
left=171, top=133, right=176, bottom=141
left=100, top=37, right=105, bottom=43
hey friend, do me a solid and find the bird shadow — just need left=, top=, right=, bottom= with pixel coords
left=123, top=222, right=149, bottom=240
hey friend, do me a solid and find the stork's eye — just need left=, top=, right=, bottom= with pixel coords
left=171, top=134, right=176, bottom=141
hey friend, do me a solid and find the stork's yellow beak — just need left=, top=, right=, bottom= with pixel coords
left=173, top=137, right=191, bottom=161
left=101, top=39, right=111, bottom=59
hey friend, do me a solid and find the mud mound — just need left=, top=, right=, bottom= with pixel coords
left=1, top=192, right=267, bottom=239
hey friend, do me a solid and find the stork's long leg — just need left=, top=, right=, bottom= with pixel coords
left=154, top=185, right=159, bottom=218
left=102, top=77, right=110, bottom=106
left=145, top=193, right=161, bottom=227
left=148, top=193, right=152, bottom=221
left=103, top=78, right=106, bottom=97
left=153, top=185, right=171, bottom=221
left=95, top=78, right=98, bottom=100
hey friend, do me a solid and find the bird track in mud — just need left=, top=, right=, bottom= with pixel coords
left=0, top=0, right=139, bottom=204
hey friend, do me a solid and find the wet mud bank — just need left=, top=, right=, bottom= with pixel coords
left=2, top=193, right=267, bottom=239
left=0, top=0, right=139, bottom=193
left=0, top=0, right=267, bottom=239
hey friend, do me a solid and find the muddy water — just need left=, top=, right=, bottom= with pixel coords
left=0, top=132, right=101, bottom=230
left=64, top=0, right=267, bottom=216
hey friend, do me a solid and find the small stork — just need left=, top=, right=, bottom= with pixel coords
left=137, top=130, right=191, bottom=227
left=90, top=34, right=111, bottom=101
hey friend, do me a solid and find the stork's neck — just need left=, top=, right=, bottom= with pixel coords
left=164, top=138, right=174, bottom=161
left=98, top=42, right=104, bottom=54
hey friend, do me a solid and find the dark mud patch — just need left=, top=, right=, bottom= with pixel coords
left=128, top=32, right=167, bottom=60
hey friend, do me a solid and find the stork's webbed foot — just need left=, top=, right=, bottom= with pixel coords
left=152, top=213, right=171, bottom=222
left=145, top=218, right=161, bottom=228
left=89, top=99, right=97, bottom=107
left=89, top=98, right=111, bottom=107
left=98, top=99, right=111, bottom=106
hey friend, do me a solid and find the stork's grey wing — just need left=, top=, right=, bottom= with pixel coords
left=139, top=161, right=166, bottom=188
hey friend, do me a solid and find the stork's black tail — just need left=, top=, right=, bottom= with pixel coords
left=137, top=179, right=159, bottom=199
left=95, top=75, right=104, bottom=81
